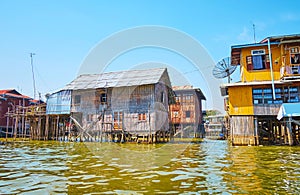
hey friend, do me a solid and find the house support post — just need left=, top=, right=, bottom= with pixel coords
left=45, top=115, right=49, bottom=140
left=254, top=117, right=259, bottom=146
left=287, top=117, right=294, bottom=146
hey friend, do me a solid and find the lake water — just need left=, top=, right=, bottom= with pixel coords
left=0, top=140, right=300, bottom=194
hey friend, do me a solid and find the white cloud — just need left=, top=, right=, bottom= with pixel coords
left=237, top=27, right=253, bottom=42
left=280, top=13, right=300, bottom=21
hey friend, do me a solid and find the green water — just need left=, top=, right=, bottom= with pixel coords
left=0, top=140, right=299, bottom=194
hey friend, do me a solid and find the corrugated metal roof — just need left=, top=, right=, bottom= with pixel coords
left=0, top=89, right=32, bottom=99
left=231, top=42, right=279, bottom=49
left=173, top=86, right=206, bottom=100
left=261, top=34, right=300, bottom=43
left=63, top=68, right=168, bottom=90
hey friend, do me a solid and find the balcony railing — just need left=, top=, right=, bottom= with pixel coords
left=282, top=64, right=300, bottom=79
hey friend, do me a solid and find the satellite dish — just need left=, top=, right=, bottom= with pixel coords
left=212, top=57, right=237, bottom=83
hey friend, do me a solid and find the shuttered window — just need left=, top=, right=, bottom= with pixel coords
left=246, top=54, right=270, bottom=71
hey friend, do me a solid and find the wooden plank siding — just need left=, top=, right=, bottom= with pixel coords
left=225, top=35, right=300, bottom=145
left=253, top=104, right=281, bottom=115
left=169, top=88, right=205, bottom=138
left=228, top=86, right=254, bottom=115
left=70, top=84, right=169, bottom=136
left=231, top=116, right=257, bottom=145
left=240, top=45, right=281, bottom=83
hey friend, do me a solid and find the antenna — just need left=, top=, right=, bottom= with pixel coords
left=253, top=23, right=256, bottom=43
left=30, top=53, right=36, bottom=99
left=212, top=57, right=237, bottom=83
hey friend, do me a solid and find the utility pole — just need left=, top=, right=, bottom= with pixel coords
left=253, top=23, right=256, bottom=43
left=30, top=53, right=36, bottom=100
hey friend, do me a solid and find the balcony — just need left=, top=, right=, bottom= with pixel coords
left=282, top=64, right=300, bottom=80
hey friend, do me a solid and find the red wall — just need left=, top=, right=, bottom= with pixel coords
left=0, top=97, right=31, bottom=128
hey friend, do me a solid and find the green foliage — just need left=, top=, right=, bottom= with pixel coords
left=205, top=110, right=221, bottom=116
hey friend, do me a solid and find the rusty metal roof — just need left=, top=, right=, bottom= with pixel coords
left=172, top=86, right=206, bottom=100
left=0, top=89, right=32, bottom=100
left=63, top=68, right=170, bottom=90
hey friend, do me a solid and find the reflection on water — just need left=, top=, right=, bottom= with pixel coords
left=0, top=140, right=300, bottom=194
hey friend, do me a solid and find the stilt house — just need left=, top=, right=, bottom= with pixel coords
left=46, top=68, right=172, bottom=142
left=169, top=86, right=206, bottom=138
left=0, top=89, right=40, bottom=137
left=221, top=34, right=300, bottom=146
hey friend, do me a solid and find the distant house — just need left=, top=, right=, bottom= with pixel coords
left=0, top=89, right=40, bottom=137
left=46, top=68, right=172, bottom=142
left=169, top=86, right=206, bottom=138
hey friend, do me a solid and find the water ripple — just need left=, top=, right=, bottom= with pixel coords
left=0, top=140, right=300, bottom=194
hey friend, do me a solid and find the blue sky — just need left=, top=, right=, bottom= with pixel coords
left=1, top=0, right=300, bottom=110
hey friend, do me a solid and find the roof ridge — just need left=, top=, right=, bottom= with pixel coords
left=77, top=67, right=166, bottom=77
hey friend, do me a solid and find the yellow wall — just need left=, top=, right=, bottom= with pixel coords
left=240, top=45, right=281, bottom=82
left=228, top=86, right=253, bottom=115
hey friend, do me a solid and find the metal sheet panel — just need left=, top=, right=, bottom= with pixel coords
left=63, top=68, right=167, bottom=90
left=46, top=90, right=71, bottom=114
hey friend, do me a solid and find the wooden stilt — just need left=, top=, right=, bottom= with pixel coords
left=280, top=123, right=284, bottom=145
left=6, top=107, right=9, bottom=141
left=37, top=116, right=41, bottom=140
left=45, top=115, right=49, bottom=140
left=56, top=116, right=59, bottom=141
left=287, top=117, right=294, bottom=146
left=14, top=116, right=18, bottom=140
left=21, top=108, right=25, bottom=140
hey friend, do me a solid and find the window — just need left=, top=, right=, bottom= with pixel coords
left=74, top=95, right=81, bottom=105
left=186, top=111, right=191, bottom=118
left=252, top=87, right=300, bottom=104
left=253, top=88, right=263, bottom=104
left=252, top=88, right=280, bottom=104
left=182, top=94, right=194, bottom=103
left=290, top=47, right=300, bottom=64
left=285, top=87, right=299, bottom=102
left=251, top=49, right=265, bottom=55
left=247, top=55, right=270, bottom=70
left=160, top=92, right=164, bottom=103
left=100, top=93, right=107, bottom=103
left=247, top=49, right=270, bottom=71
left=138, top=113, right=147, bottom=121
left=263, top=88, right=273, bottom=104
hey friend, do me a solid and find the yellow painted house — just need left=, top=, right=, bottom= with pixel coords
left=221, top=34, right=300, bottom=146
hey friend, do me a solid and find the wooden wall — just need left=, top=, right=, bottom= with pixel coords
left=253, top=104, right=281, bottom=115
left=230, top=116, right=258, bottom=145
left=169, top=89, right=204, bottom=138
left=240, top=44, right=281, bottom=82
left=228, top=86, right=254, bottom=116
left=70, top=84, right=170, bottom=136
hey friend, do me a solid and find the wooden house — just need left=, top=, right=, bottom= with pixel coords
left=0, top=89, right=39, bottom=137
left=221, top=34, right=300, bottom=146
left=46, top=68, right=172, bottom=142
left=204, top=115, right=226, bottom=140
left=169, top=86, right=206, bottom=138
